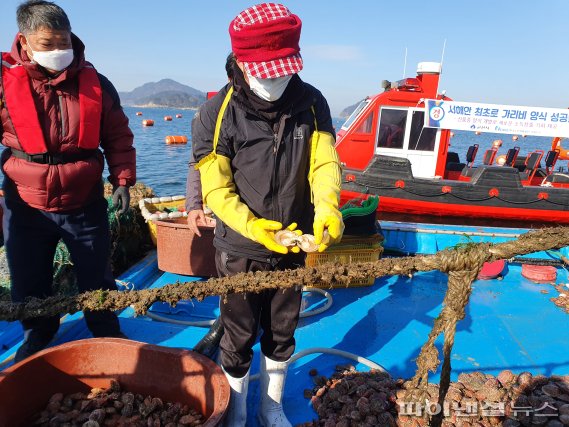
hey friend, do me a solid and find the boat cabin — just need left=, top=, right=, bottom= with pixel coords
left=335, top=63, right=569, bottom=224
left=335, top=62, right=449, bottom=179
left=335, top=62, right=569, bottom=188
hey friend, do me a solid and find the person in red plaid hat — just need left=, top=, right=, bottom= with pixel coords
left=192, top=3, right=344, bottom=426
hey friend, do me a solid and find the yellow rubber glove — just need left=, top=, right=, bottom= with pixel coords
left=309, top=130, right=345, bottom=252
left=198, top=153, right=292, bottom=254
left=285, top=222, right=303, bottom=254
left=198, top=153, right=254, bottom=237
left=247, top=218, right=288, bottom=254
left=314, top=208, right=343, bottom=252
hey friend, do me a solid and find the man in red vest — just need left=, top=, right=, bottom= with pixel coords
left=0, top=0, right=135, bottom=362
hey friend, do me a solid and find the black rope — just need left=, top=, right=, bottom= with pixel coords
left=510, top=257, right=566, bottom=266
left=346, top=179, right=569, bottom=207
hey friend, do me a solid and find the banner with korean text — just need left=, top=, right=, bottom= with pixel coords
left=424, top=99, right=569, bottom=138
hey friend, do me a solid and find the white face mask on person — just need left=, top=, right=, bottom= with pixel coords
left=29, top=45, right=74, bottom=72
left=246, top=69, right=293, bottom=102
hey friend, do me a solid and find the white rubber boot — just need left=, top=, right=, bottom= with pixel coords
left=257, top=354, right=292, bottom=427
left=221, top=366, right=249, bottom=427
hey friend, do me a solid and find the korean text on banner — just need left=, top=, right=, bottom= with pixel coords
left=424, top=99, right=569, bottom=138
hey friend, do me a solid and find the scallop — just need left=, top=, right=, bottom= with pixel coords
left=297, top=234, right=319, bottom=253
left=298, top=231, right=330, bottom=253
left=274, top=230, right=300, bottom=247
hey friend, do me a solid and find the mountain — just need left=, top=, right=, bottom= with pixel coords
left=119, top=79, right=206, bottom=109
left=339, top=102, right=360, bottom=118
left=134, top=91, right=205, bottom=109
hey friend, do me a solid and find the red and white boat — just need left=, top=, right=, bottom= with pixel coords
left=335, top=62, right=569, bottom=225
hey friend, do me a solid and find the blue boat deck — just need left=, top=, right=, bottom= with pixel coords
left=1, top=223, right=569, bottom=426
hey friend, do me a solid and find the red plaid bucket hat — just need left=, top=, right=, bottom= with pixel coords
left=229, top=3, right=303, bottom=79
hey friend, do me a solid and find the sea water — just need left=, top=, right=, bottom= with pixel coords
left=124, top=106, right=558, bottom=197
left=123, top=106, right=347, bottom=196
left=124, top=106, right=196, bottom=196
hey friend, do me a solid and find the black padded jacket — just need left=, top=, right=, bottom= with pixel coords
left=192, top=81, right=335, bottom=262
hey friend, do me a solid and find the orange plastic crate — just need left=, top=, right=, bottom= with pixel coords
left=305, top=234, right=383, bottom=288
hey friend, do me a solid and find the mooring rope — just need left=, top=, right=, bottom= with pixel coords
left=0, top=226, right=567, bottom=426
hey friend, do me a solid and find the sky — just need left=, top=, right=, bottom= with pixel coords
left=1, top=0, right=569, bottom=116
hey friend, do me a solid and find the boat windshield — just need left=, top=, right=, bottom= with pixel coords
left=341, top=99, right=370, bottom=131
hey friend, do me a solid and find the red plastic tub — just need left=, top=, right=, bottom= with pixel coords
left=477, top=259, right=506, bottom=280
left=521, top=264, right=557, bottom=283
left=156, top=217, right=218, bottom=277
left=0, top=338, right=229, bottom=427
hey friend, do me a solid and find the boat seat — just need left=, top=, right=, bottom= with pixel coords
left=447, top=163, right=466, bottom=172
left=445, top=151, right=465, bottom=172
left=504, top=146, right=520, bottom=167
left=465, top=144, right=479, bottom=168
left=446, top=151, right=460, bottom=163
left=520, top=150, right=544, bottom=182
left=460, top=144, right=480, bottom=177
left=513, top=155, right=527, bottom=172
left=482, top=147, right=498, bottom=165
left=544, top=149, right=560, bottom=174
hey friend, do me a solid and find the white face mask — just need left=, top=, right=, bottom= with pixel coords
left=29, top=44, right=74, bottom=72
left=246, top=70, right=292, bottom=102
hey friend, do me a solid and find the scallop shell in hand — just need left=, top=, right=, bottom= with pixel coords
left=300, top=231, right=331, bottom=252
left=274, top=230, right=300, bottom=247
left=297, top=234, right=319, bottom=253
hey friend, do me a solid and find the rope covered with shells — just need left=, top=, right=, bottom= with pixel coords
left=0, top=226, right=568, bottom=425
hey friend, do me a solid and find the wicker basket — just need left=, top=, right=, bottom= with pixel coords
left=156, top=217, right=218, bottom=277
left=305, top=234, right=383, bottom=288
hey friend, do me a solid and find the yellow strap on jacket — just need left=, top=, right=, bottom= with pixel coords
left=195, top=86, right=234, bottom=170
